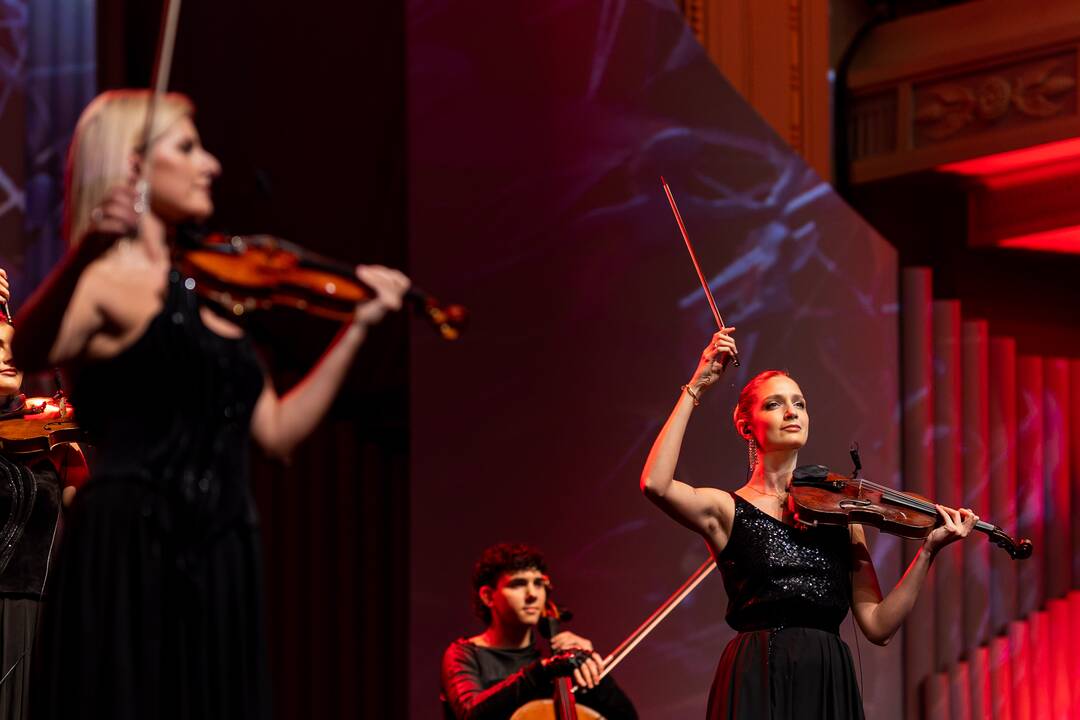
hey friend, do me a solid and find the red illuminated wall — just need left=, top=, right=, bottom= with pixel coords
left=903, top=267, right=1080, bottom=719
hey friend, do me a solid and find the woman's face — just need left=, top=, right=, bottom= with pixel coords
left=145, top=116, right=221, bottom=224
left=746, top=375, right=808, bottom=453
left=0, top=323, right=23, bottom=396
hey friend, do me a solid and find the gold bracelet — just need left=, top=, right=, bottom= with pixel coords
left=680, top=384, right=701, bottom=406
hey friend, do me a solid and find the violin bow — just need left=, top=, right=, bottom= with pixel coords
left=574, top=556, right=716, bottom=689
left=660, top=177, right=739, bottom=368
left=134, top=0, right=183, bottom=216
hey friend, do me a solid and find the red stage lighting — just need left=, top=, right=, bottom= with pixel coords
left=997, top=224, right=1080, bottom=254
left=939, top=137, right=1080, bottom=254
left=939, top=137, right=1080, bottom=177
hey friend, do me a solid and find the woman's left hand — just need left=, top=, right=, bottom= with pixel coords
left=922, top=505, right=978, bottom=556
left=352, top=265, right=410, bottom=327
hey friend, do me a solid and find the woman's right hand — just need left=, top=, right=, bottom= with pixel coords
left=79, top=184, right=140, bottom=257
left=687, top=327, right=737, bottom=396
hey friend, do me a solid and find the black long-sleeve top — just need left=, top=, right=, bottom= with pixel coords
left=440, top=638, right=638, bottom=720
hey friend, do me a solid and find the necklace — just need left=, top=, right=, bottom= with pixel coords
left=745, top=484, right=788, bottom=501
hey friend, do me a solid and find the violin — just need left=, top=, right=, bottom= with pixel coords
left=789, top=463, right=1033, bottom=560
left=509, top=602, right=602, bottom=720
left=0, top=396, right=81, bottom=457
left=175, top=232, right=467, bottom=340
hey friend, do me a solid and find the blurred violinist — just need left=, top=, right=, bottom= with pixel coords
left=640, top=328, right=978, bottom=719
left=441, top=542, right=638, bottom=720
left=15, top=90, right=409, bottom=719
left=0, top=268, right=86, bottom=720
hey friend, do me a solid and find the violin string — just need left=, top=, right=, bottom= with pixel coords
left=849, top=478, right=939, bottom=515
left=843, top=477, right=996, bottom=534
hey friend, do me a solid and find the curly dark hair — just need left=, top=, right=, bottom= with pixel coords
left=471, top=542, right=548, bottom=624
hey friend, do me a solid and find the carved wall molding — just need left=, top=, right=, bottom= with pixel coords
left=846, top=0, right=1080, bottom=183
left=913, top=52, right=1076, bottom=144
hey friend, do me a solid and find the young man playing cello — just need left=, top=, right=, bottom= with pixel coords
left=441, top=542, right=638, bottom=720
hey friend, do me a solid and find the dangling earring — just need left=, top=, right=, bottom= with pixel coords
left=747, top=436, right=758, bottom=471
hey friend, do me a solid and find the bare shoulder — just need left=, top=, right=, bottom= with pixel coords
left=83, top=250, right=170, bottom=360
left=699, top=485, right=736, bottom=541
left=710, top=485, right=736, bottom=519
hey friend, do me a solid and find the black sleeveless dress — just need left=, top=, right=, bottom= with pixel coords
left=707, top=493, right=864, bottom=719
left=32, top=270, right=271, bottom=720
left=0, top=454, right=62, bottom=720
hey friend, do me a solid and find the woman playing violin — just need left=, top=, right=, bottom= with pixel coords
left=640, top=328, right=978, bottom=719
left=0, top=270, right=87, bottom=720
left=15, top=90, right=409, bottom=719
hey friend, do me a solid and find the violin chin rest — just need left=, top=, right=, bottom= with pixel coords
left=792, top=464, right=830, bottom=481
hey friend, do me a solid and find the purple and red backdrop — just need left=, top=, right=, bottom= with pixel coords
left=409, top=1, right=902, bottom=717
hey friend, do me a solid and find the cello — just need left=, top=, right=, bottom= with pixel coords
left=509, top=601, right=603, bottom=720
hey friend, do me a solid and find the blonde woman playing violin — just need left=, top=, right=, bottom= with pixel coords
left=16, top=90, right=408, bottom=720
left=640, top=328, right=978, bottom=719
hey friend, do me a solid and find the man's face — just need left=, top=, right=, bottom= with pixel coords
left=483, top=568, right=548, bottom=628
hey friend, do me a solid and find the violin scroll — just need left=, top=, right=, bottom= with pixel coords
left=986, top=526, right=1033, bottom=560
left=409, top=288, right=467, bottom=341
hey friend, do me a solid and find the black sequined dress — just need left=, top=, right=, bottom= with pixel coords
left=707, top=492, right=864, bottom=719
left=33, top=270, right=271, bottom=720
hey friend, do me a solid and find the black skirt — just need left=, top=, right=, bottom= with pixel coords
left=31, top=480, right=271, bottom=720
left=707, top=626, right=864, bottom=719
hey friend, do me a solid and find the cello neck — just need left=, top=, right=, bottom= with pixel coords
left=538, top=613, right=578, bottom=719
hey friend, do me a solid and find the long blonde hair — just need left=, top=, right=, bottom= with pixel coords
left=64, top=90, right=194, bottom=247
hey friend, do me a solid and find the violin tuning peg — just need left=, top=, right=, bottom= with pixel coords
left=849, top=442, right=862, bottom=478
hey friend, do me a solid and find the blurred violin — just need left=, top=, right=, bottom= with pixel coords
left=789, top=463, right=1033, bottom=560
left=174, top=232, right=467, bottom=340
left=0, top=396, right=81, bottom=457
